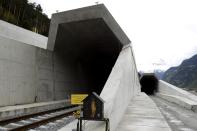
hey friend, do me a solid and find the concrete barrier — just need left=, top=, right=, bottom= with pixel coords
left=157, top=80, right=197, bottom=112
left=157, top=93, right=197, bottom=112
left=100, top=45, right=140, bottom=131
left=158, top=80, right=197, bottom=102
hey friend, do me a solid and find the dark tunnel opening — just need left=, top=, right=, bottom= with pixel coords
left=53, top=18, right=123, bottom=95
left=140, top=74, right=158, bottom=95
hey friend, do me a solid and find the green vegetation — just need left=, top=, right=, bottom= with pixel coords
left=0, top=0, right=50, bottom=36
left=163, top=54, right=197, bottom=90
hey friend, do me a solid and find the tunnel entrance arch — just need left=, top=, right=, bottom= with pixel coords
left=47, top=4, right=130, bottom=95
left=53, top=18, right=123, bottom=95
left=140, top=73, right=158, bottom=95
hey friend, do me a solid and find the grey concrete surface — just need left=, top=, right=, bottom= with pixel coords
left=152, top=96, right=197, bottom=131
left=157, top=81, right=197, bottom=112
left=47, top=4, right=130, bottom=51
left=36, top=48, right=89, bottom=102
left=0, top=100, right=69, bottom=120
left=0, top=20, right=47, bottom=49
left=0, top=35, right=37, bottom=106
left=100, top=45, right=141, bottom=131
left=158, top=80, right=197, bottom=102
left=0, top=20, right=65, bottom=106
left=116, top=93, right=171, bottom=131
left=0, top=30, right=89, bottom=107
left=156, top=93, right=197, bottom=112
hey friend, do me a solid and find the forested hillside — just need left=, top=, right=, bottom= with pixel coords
left=0, top=0, right=50, bottom=36
left=163, top=54, right=197, bottom=90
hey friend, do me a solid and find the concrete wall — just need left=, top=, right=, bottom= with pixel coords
left=158, top=80, right=197, bottom=102
left=0, top=20, right=47, bottom=49
left=0, top=21, right=89, bottom=106
left=81, top=45, right=141, bottom=131
left=0, top=35, right=37, bottom=106
left=36, top=49, right=89, bottom=102
left=101, top=45, right=140, bottom=131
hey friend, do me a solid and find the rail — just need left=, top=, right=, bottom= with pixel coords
left=0, top=105, right=81, bottom=131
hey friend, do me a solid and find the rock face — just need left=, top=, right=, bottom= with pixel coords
left=162, top=54, right=197, bottom=89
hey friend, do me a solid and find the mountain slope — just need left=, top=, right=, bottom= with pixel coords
left=162, top=54, right=197, bottom=89
left=154, top=69, right=165, bottom=79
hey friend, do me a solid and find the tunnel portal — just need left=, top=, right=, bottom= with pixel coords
left=54, top=18, right=122, bottom=95
left=140, top=73, right=158, bottom=95
left=47, top=4, right=130, bottom=96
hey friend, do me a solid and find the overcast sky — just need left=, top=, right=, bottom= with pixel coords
left=29, top=0, right=197, bottom=72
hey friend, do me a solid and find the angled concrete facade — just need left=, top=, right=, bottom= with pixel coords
left=0, top=4, right=143, bottom=131
left=0, top=6, right=140, bottom=131
left=48, top=4, right=141, bottom=130
left=47, top=4, right=134, bottom=96
left=47, top=4, right=130, bottom=51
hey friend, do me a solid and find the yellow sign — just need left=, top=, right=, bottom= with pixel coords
left=71, top=94, right=88, bottom=105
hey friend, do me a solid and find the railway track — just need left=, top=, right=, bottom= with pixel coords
left=0, top=106, right=81, bottom=131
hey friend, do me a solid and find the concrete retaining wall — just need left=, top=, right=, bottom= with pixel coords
left=0, top=21, right=88, bottom=107
left=77, top=45, right=141, bottom=131
left=36, top=49, right=89, bottom=102
left=0, top=20, right=47, bottom=49
left=0, top=35, right=37, bottom=106
left=101, top=45, right=140, bottom=131
left=158, top=80, right=197, bottom=102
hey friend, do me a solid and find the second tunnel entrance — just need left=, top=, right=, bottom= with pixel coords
left=140, top=73, right=159, bottom=95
